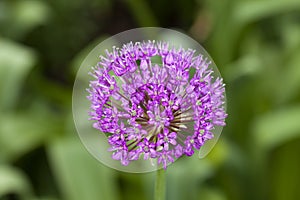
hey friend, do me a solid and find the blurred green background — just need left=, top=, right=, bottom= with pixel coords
left=1, top=0, right=300, bottom=199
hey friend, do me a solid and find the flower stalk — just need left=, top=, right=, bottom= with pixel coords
left=154, top=168, right=166, bottom=200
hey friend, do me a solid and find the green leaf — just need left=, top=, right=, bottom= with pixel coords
left=29, top=198, right=60, bottom=200
left=275, top=50, right=300, bottom=103
left=0, top=165, right=32, bottom=198
left=269, top=140, right=300, bottom=200
left=0, top=0, right=50, bottom=38
left=197, top=187, right=226, bottom=200
left=166, top=155, right=215, bottom=200
left=0, top=106, right=63, bottom=162
left=252, top=105, right=300, bottom=151
left=0, top=38, right=36, bottom=111
left=224, top=54, right=262, bottom=82
left=234, top=0, right=300, bottom=26
left=281, top=21, right=300, bottom=55
left=47, top=137, right=120, bottom=200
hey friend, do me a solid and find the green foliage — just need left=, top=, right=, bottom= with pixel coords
left=47, top=137, right=120, bottom=200
left=0, top=38, right=36, bottom=111
left=0, top=166, right=32, bottom=198
left=0, top=106, right=64, bottom=162
left=0, top=0, right=50, bottom=39
left=253, top=105, right=300, bottom=151
left=1, top=0, right=300, bottom=199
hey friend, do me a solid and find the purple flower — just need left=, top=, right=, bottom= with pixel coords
left=87, top=41, right=227, bottom=169
left=157, top=128, right=177, bottom=151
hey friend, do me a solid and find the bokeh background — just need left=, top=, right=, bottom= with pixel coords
left=1, top=0, right=300, bottom=200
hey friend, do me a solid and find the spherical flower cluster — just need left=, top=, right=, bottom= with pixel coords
left=87, top=40, right=227, bottom=169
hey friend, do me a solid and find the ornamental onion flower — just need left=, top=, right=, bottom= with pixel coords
left=87, top=40, right=227, bottom=169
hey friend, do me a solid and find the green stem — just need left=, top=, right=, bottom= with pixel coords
left=154, top=168, right=166, bottom=200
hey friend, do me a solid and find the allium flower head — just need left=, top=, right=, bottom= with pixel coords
left=87, top=40, right=227, bottom=169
